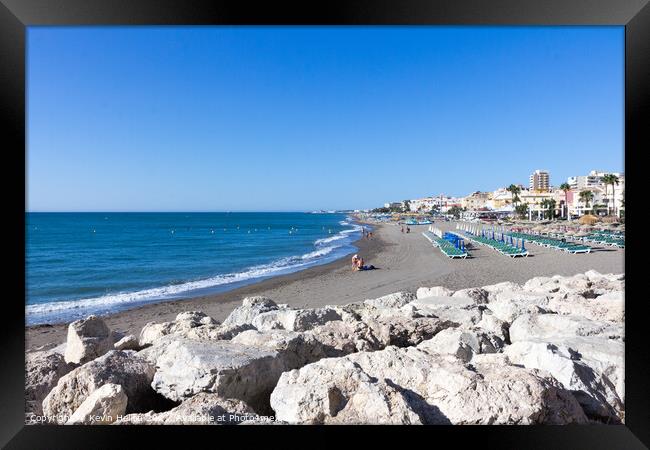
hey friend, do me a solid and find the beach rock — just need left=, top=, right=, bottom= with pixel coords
left=64, top=315, right=116, bottom=365
left=416, top=286, right=454, bottom=299
left=362, top=316, right=458, bottom=348
left=417, top=327, right=505, bottom=362
left=42, top=350, right=156, bottom=423
left=486, top=291, right=552, bottom=324
left=185, top=323, right=255, bottom=341
left=252, top=307, right=341, bottom=332
left=139, top=321, right=175, bottom=346
left=407, top=296, right=483, bottom=327
left=504, top=341, right=623, bottom=422
left=473, top=310, right=509, bottom=341
left=481, top=281, right=523, bottom=302
left=114, top=335, right=141, bottom=351
left=270, top=359, right=423, bottom=424
left=451, top=287, right=490, bottom=305
left=231, top=329, right=328, bottom=368
left=174, top=311, right=218, bottom=328
left=66, top=383, right=128, bottom=425
left=363, top=291, right=416, bottom=309
left=150, top=335, right=321, bottom=413
left=114, top=393, right=255, bottom=425
left=25, top=351, right=74, bottom=415
left=305, top=320, right=384, bottom=356
left=271, top=346, right=587, bottom=425
left=546, top=292, right=624, bottom=323
left=138, top=312, right=220, bottom=346
left=222, top=296, right=279, bottom=327
left=509, top=313, right=624, bottom=343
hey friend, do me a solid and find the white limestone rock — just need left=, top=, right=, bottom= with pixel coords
left=64, top=315, right=116, bottom=365
left=42, top=350, right=156, bottom=423
left=222, top=296, right=279, bottom=327
left=113, top=335, right=141, bottom=351
left=452, top=287, right=490, bottom=305
left=363, top=291, right=416, bottom=309
left=504, top=340, right=623, bottom=422
left=416, top=286, right=454, bottom=299
left=252, top=307, right=341, bottom=332
left=114, top=393, right=255, bottom=425
left=271, top=346, right=587, bottom=425
left=25, top=351, right=74, bottom=415
left=417, top=327, right=505, bottom=362
left=509, top=313, right=623, bottom=343
left=66, top=383, right=128, bottom=425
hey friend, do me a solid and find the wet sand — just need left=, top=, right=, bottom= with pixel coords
left=26, top=221, right=624, bottom=350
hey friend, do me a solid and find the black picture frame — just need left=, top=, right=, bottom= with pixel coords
left=1, top=0, right=647, bottom=448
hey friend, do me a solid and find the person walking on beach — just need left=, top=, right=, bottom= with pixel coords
left=401, top=226, right=404, bottom=233
left=406, top=226, right=411, bottom=234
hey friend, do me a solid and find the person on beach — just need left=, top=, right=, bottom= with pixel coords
left=406, top=226, right=411, bottom=233
left=351, top=254, right=359, bottom=271
left=401, top=226, right=404, bottom=233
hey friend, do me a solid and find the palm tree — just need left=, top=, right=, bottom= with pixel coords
left=579, top=190, right=594, bottom=215
left=506, top=184, right=521, bottom=206
left=559, top=182, right=571, bottom=220
left=601, top=174, right=620, bottom=216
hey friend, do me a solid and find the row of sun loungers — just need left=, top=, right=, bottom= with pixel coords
left=507, top=232, right=592, bottom=254
left=459, top=232, right=529, bottom=258
left=422, top=231, right=468, bottom=259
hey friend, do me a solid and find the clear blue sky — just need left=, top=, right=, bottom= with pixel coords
left=27, top=26, right=624, bottom=212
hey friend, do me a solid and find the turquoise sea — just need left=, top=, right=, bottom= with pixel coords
left=26, top=212, right=362, bottom=325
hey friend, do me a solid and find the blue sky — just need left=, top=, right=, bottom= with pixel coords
left=27, top=26, right=624, bottom=212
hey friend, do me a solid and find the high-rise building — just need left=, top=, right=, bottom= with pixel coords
left=529, top=170, right=550, bottom=192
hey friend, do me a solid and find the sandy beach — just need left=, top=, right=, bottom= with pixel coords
left=26, top=220, right=624, bottom=350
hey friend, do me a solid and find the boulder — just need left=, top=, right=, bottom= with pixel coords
left=406, top=296, right=483, bottom=328
left=114, top=393, right=255, bottom=425
left=222, top=296, right=279, bottom=327
left=305, top=320, right=384, bottom=356
left=486, top=291, right=552, bottom=324
left=362, top=316, right=458, bottom=348
left=270, top=358, right=423, bottom=424
left=546, top=292, right=624, bottom=323
left=416, top=286, right=454, bottom=299
left=64, top=316, right=116, bottom=365
left=42, top=350, right=156, bottom=423
left=184, top=323, right=255, bottom=341
left=66, top=383, right=128, bottom=425
left=417, top=327, right=505, bottom=362
left=481, top=281, right=523, bottom=301
left=25, top=351, right=74, bottom=415
left=114, top=335, right=141, bottom=351
left=452, top=287, right=490, bottom=305
left=150, top=335, right=323, bottom=413
left=139, top=321, right=175, bottom=346
left=363, top=292, right=416, bottom=309
left=271, top=346, right=587, bottom=425
left=252, top=307, right=341, bottom=332
left=509, top=313, right=623, bottom=343
left=474, top=311, right=510, bottom=342
left=504, top=340, right=623, bottom=422
left=138, top=311, right=220, bottom=346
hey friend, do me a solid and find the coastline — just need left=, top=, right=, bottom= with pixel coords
left=26, top=221, right=380, bottom=350
left=26, top=220, right=624, bottom=351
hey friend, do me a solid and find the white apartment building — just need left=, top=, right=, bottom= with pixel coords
left=567, top=170, right=624, bottom=190
left=529, top=170, right=550, bottom=192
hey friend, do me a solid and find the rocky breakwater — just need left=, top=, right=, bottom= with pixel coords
left=26, top=271, right=624, bottom=425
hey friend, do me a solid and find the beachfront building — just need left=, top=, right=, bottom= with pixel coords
left=565, top=186, right=606, bottom=217
left=529, top=170, right=551, bottom=192
left=461, top=191, right=491, bottom=211
left=409, top=197, right=437, bottom=213
left=439, top=196, right=463, bottom=213
left=519, top=189, right=557, bottom=219
left=566, top=171, right=625, bottom=217
left=384, top=202, right=403, bottom=210
left=488, top=187, right=515, bottom=209
left=567, top=170, right=624, bottom=190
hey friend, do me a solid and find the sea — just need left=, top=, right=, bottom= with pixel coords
left=26, top=212, right=363, bottom=325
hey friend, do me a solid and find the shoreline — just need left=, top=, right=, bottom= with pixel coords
left=26, top=220, right=381, bottom=350
left=26, top=220, right=624, bottom=351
